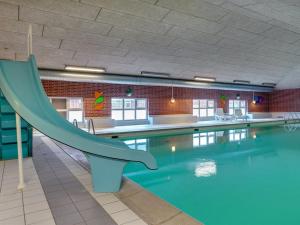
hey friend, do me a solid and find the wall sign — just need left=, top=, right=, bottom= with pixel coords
left=94, top=91, right=105, bottom=110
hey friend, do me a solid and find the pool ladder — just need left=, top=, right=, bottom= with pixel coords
left=87, top=118, right=95, bottom=135
left=73, top=119, right=78, bottom=128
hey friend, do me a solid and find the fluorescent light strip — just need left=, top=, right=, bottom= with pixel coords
left=233, top=80, right=250, bottom=84
left=65, top=65, right=106, bottom=73
left=141, top=71, right=170, bottom=78
left=194, top=76, right=216, bottom=82
left=262, top=82, right=276, bottom=87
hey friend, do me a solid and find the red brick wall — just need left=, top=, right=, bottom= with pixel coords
left=42, top=80, right=269, bottom=117
left=269, top=89, right=300, bottom=112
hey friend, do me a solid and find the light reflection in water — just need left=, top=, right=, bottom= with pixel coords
left=194, top=160, right=217, bottom=177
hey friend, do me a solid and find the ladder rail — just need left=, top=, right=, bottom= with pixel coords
left=87, top=118, right=95, bottom=135
left=73, top=119, right=78, bottom=128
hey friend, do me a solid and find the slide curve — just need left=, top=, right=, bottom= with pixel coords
left=0, top=55, right=157, bottom=192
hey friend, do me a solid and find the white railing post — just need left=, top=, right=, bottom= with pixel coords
left=16, top=24, right=32, bottom=191
left=16, top=114, right=25, bottom=190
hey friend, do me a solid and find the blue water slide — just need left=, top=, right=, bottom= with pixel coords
left=0, top=55, right=157, bottom=192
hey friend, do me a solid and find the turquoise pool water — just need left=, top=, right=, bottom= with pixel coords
left=122, top=125, right=300, bottom=225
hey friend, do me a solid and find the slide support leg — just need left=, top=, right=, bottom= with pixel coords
left=84, top=153, right=127, bottom=192
left=16, top=113, right=25, bottom=190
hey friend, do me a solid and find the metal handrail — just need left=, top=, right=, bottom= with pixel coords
left=87, top=118, right=95, bottom=135
left=73, top=119, right=78, bottom=128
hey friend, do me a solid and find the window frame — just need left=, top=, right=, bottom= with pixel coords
left=49, top=97, right=84, bottom=123
left=111, top=98, right=148, bottom=121
left=193, top=99, right=215, bottom=117
left=228, top=99, right=247, bottom=115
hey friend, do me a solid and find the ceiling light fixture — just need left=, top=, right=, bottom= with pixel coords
left=170, top=85, right=175, bottom=103
left=194, top=76, right=216, bottom=82
left=252, top=92, right=256, bottom=104
left=262, top=82, right=276, bottom=87
left=141, top=71, right=170, bottom=78
left=65, top=65, right=106, bottom=73
left=233, top=80, right=250, bottom=84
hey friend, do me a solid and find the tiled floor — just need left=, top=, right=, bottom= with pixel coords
left=0, top=158, right=55, bottom=225
left=38, top=136, right=148, bottom=225
left=0, top=134, right=203, bottom=225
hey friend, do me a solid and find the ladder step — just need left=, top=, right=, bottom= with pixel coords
left=0, top=129, right=28, bottom=144
left=0, top=143, right=29, bottom=160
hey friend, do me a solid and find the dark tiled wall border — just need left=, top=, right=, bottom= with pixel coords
left=42, top=80, right=269, bottom=117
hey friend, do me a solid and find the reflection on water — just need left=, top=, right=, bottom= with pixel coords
left=123, top=138, right=148, bottom=151
left=194, top=160, right=217, bottom=177
left=122, top=129, right=256, bottom=152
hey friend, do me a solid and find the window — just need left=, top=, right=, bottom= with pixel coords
left=229, top=99, right=247, bottom=115
left=50, top=97, right=83, bottom=123
left=193, top=99, right=215, bottom=117
left=111, top=98, right=147, bottom=120
left=193, top=132, right=215, bottom=147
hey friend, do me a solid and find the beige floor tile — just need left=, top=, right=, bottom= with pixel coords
left=111, top=209, right=139, bottom=225
left=25, top=208, right=53, bottom=225
left=103, top=201, right=128, bottom=214
left=0, top=206, right=23, bottom=221
left=0, top=215, right=25, bottom=225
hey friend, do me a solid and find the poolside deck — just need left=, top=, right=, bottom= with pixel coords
left=0, top=134, right=203, bottom=225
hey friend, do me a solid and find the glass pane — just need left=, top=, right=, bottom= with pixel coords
left=193, top=137, right=199, bottom=147
left=199, top=109, right=207, bottom=117
left=208, top=100, right=214, bottom=108
left=124, top=99, right=135, bottom=109
left=241, top=108, right=246, bottom=115
left=68, top=111, right=83, bottom=122
left=193, top=100, right=199, bottom=108
left=136, top=99, right=146, bottom=109
left=136, top=110, right=147, bottom=120
left=111, top=110, right=123, bottom=120
left=199, top=100, right=207, bottom=108
left=68, top=98, right=82, bottom=109
left=207, top=108, right=214, bottom=116
left=124, top=110, right=135, bottom=120
left=229, top=109, right=234, bottom=115
left=234, top=100, right=240, bottom=108
left=229, top=100, right=233, bottom=107
left=111, top=98, right=123, bottom=109
left=52, top=98, right=67, bottom=110
left=193, top=109, right=199, bottom=117
left=240, top=100, right=246, bottom=107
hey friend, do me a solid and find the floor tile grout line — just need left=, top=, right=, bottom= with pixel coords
left=21, top=191, right=27, bottom=225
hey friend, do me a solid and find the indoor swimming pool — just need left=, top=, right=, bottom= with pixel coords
left=123, top=124, right=300, bottom=225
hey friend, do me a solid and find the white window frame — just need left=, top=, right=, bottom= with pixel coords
left=228, top=99, right=247, bottom=115
left=49, top=97, right=84, bottom=123
left=111, top=98, right=148, bottom=121
left=193, top=99, right=215, bottom=117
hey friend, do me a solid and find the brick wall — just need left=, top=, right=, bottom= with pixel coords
left=42, top=80, right=269, bottom=117
left=269, top=89, right=300, bottom=112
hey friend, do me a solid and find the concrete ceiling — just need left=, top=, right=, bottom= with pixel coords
left=0, top=0, right=300, bottom=89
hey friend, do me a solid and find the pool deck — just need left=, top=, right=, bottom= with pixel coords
left=0, top=134, right=203, bottom=225
left=86, top=118, right=285, bottom=137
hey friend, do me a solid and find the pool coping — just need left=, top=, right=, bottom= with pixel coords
left=48, top=135, right=204, bottom=225
left=97, top=118, right=296, bottom=138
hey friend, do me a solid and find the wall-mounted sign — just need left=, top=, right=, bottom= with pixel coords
left=94, top=91, right=105, bottom=110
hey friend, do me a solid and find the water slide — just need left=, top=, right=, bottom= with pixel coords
left=0, top=55, right=157, bottom=192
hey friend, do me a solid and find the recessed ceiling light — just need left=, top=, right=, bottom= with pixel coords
left=65, top=65, right=106, bottom=73
left=233, top=80, right=250, bottom=84
left=262, top=82, right=276, bottom=87
left=141, top=71, right=170, bottom=78
left=194, top=76, right=216, bottom=82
